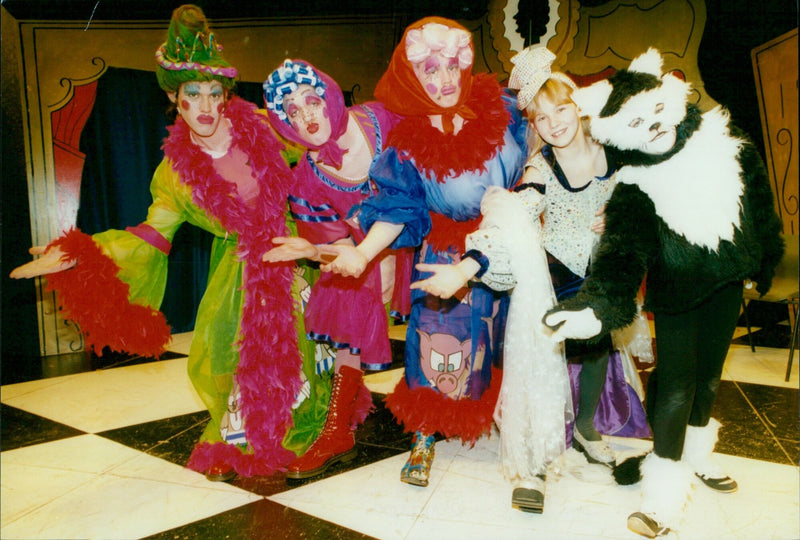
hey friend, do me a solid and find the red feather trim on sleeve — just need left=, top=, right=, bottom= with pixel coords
left=384, top=367, right=502, bottom=445
left=46, top=228, right=171, bottom=358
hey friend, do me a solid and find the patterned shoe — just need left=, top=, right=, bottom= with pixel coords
left=400, top=432, right=436, bottom=487
left=573, top=427, right=616, bottom=468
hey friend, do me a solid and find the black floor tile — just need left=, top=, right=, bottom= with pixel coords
left=0, top=403, right=86, bottom=451
left=389, top=339, right=406, bottom=369
left=732, top=325, right=793, bottom=349
left=1, top=349, right=185, bottom=386
left=356, top=394, right=412, bottom=450
left=737, top=381, right=800, bottom=441
left=98, top=410, right=210, bottom=468
left=734, top=300, right=794, bottom=349
left=93, top=393, right=412, bottom=498
left=283, top=395, right=412, bottom=491
left=141, top=498, right=377, bottom=540
left=712, top=380, right=796, bottom=465
left=737, top=381, right=800, bottom=463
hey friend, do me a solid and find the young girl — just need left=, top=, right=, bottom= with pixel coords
left=515, top=47, right=620, bottom=470
left=466, top=45, right=650, bottom=512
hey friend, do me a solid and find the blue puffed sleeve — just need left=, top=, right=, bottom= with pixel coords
left=356, top=147, right=432, bottom=248
left=502, top=90, right=528, bottom=155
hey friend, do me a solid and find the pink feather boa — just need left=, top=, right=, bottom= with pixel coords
left=164, top=97, right=302, bottom=476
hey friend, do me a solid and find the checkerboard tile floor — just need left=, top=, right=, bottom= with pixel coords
left=2, top=321, right=798, bottom=539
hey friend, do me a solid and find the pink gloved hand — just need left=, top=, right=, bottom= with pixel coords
left=262, top=236, right=319, bottom=263
left=320, top=244, right=369, bottom=277
left=10, top=245, right=75, bottom=279
left=411, top=262, right=471, bottom=299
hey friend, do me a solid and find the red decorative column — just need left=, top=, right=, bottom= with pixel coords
left=51, top=80, right=98, bottom=232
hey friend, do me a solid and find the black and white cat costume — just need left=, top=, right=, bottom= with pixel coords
left=543, top=49, right=784, bottom=536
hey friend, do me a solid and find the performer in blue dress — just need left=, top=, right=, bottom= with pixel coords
left=319, top=17, right=527, bottom=487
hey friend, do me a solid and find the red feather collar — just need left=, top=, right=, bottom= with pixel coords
left=387, top=74, right=510, bottom=180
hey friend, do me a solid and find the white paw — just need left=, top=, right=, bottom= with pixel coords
left=544, top=308, right=602, bottom=341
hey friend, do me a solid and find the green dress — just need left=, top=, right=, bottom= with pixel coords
left=47, top=97, right=330, bottom=476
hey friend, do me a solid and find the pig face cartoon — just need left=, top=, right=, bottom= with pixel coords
left=417, top=330, right=472, bottom=397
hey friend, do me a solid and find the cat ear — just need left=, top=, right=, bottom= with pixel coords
left=628, top=47, right=664, bottom=77
left=571, top=79, right=613, bottom=118
left=661, top=71, right=693, bottom=106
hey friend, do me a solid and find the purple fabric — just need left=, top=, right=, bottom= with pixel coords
left=265, top=61, right=348, bottom=169
left=566, top=350, right=651, bottom=445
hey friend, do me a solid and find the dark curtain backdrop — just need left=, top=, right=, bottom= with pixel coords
left=78, top=67, right=265, bottom=333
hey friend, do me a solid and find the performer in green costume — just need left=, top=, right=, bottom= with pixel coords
left=11, top=4, right=338, bottom=480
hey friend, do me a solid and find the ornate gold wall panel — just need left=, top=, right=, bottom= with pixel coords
left=488, top=0, right=713, bottom=109
left=752, top=28, right=799, bottom=235
left=567, top=0, right=713, bottom=109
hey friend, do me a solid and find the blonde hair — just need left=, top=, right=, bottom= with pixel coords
left=524, top=76, right=587, bottom=156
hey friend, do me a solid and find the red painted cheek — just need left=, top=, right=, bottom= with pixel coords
left=217, top=103, right=225, bottom=114
left=425, top=83, right=438, bottom=95
left=290, top=121, right=300, bottom=132
left=180, top=99, right=190, bottom=110
left=322, top=106, right=329, bottom=119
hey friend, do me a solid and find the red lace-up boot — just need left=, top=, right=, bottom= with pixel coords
left=286, top=365, right=362, bottom=479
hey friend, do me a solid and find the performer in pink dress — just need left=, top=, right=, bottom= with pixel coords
left=262, top=59, right=412, bottom=479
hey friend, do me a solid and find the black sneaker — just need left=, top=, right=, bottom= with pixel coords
left=696, top=472, right=738, bottom=493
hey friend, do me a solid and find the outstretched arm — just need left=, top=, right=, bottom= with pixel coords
left=261, top=236, right=357, bottom=264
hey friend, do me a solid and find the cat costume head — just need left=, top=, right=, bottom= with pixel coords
left=572, top=48, right=703, bottom=166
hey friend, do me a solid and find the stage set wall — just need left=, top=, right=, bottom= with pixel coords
left=1, top=0, right=795, bottom=360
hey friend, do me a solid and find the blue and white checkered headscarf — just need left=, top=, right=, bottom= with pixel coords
left=264, top=59, right=349, bottom=168
left=263, top=59, right=327, bottom=122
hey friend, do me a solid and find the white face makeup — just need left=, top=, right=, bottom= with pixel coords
left=411, top=52, right=462, bottom=108
left=169, top=80, right=228, bottom=138
left=530, top=97, right=581, bottom=149
left=282, top=84, right=332, bottom=146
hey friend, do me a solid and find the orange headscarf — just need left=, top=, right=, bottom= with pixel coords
left=374, top=17, right=477, bottom=134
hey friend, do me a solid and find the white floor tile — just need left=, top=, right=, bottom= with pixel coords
left=363, top=368, right=404, bottom=395
left=0, top=434, right=260, bottom=540
left=0, top=358, right=205, bottom=432
left=271, top=435, right=799, bottom=540
left=723, top=344, right=798, bottom=388
left=165, top=331, right=194, bottom=355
